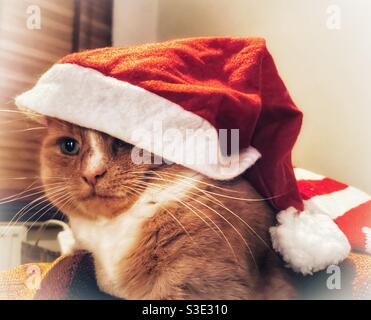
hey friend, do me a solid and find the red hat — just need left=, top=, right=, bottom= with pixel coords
left=15, top=37, right=355, bottom=274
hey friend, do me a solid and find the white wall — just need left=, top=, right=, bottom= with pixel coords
left=113, top=0, right=371, bottom=193
left=113, top=0, right=158, bottom=46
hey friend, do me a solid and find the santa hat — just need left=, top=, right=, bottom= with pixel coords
left=15, top=37, right=363, bottom=274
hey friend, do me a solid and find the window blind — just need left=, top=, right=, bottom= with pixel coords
left=0, top=0, right=112, bottom=206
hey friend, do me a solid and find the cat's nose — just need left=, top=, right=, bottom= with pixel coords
left=82, top=167, right=107, bottom=186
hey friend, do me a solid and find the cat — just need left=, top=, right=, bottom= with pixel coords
left=39, top=117, right=296, bottom=299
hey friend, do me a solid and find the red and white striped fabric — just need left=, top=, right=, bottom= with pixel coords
left=295, top=168, right=371, bottom=255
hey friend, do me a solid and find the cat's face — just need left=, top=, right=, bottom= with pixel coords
left=40, top=118, right=160, bottom=219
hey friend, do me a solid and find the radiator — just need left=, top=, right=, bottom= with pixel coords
left=0, top=225, right=27, bottom=271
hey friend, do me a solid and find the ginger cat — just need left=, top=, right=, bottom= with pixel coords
left=40, top=117, right=295, bottom=299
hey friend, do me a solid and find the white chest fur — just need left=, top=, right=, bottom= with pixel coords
left=69, top=175, right=199, bottom=297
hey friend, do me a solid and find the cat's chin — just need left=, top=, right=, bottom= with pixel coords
left=68, top=195, right=135, bottom=219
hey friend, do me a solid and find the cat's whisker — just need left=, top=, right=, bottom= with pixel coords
left=130, top=169, right=281, bottom=201
left=172, top=185, right=266, bottom=248
left=201, top=189, right=283, bottom=202
left=135, top=169, right=250, bottom=198
left=124, top=182, right=204, bottom=256
left=0, top=184, right=57, bottom=204
left=0, top=177, right=38, bottom=180
left=185, top=195, right=257, bottom=269
left=52, top=196, right=75, bottom=220
left=134, top=177, right=259, bottom=267
left=0, top=180, right=64, bottom=197
left=141, top=170, right=245, bottom=194
left=47, top=186, right=80, bottom=218
left=0, top=127, right=46, bottom=134
left=133, top=173, right=269, bottom=248
left=183, top=186, right=262, bottom=265
left=0, top=182, right=66, bottom=205
left=5, top=186, right=67, bottom=225
left=42, top=176, right=72, bottom=181
left=194, top=191, right=270, bottom=249
left=0, top=179, right=40, bottom=201
left=131, top=180, right=240, bottom=264
left=0, top=109, right=44, bottom=118
left=122, top=184, right=145, bottom=197
left=0, top=189, right=50, bottom=206
left=139, top=170, right=285, bottom=202
left=180, top=199, right=241, bottom=265
left=27, top=205, right=70, bottom=246
left=0, top=120, right=40, bottom=127
left=47, top=196, right=76, bottom=230
left=1, top=186, right=68, bottom=236
left=23, top=198, right=62, bottom=230
left=0, top=113, right=44, bottom=120
left=0, top=176, right=70, bottom=182
left=26, top=192, right=73, bottom=231
left=152, top=175, right=269, bottom=249
left=159, top=205, right=207, bottom=256
left=17, top=189, right=72, bottom=228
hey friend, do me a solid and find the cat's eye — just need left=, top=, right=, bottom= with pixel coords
left=112, top=138, right=129, bottom=153
left=59, top=138, right=80, bottom=155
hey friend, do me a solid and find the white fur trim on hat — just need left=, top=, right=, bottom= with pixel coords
left=270, top=206, right=351, bottom=275
left=15, top=63, right=261, bottom=180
